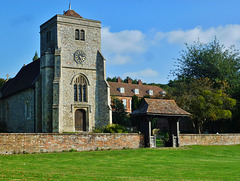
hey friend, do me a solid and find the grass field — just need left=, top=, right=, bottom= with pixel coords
left=0, top=145, right=239, bottom=180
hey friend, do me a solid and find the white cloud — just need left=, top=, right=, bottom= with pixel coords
left=155, top=24, right=240, bottom=48
left=102, top=27, right=147, bottom=65
left=123, top=68, right=159, bottom=79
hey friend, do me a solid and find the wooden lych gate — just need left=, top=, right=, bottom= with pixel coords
left=132, top=98, right=190, bottom=147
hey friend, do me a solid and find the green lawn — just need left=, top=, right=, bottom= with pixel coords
left=0, top=145, right=239, bottom=180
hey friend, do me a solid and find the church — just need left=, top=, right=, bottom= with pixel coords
left=0, top=8, right=112, bottom=133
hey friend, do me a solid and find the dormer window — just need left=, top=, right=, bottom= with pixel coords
left=119, top=87, right=125, bottom=93
left=47, top=31, right=51, bottom=43
left=80, top=30, right=85, bottom=41
left=148, top=90, right=153, bottom=96
left=160, top=91, right=167, bottom=96
left=133, top=89, right=139, bottom=94
left=75, top=29, right=80, bottom=40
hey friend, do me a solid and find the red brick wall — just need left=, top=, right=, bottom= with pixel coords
left=0, top=133, right=144, bottom=155
left=180, top=134, right=240, bottom=146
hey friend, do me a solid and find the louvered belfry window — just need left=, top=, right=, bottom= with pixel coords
left=74, top=75, right=87, bottom=102
left=75, top=29, right=80, bottom=40
left=80, top=30, right=85, bottom=41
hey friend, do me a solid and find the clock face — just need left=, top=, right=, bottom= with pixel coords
left=74, top=50, right=86, bottom=64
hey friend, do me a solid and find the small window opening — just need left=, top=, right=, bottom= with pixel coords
left=75, top=29, right=80, bottom=40
left=80, top=30, right=85, bottom=41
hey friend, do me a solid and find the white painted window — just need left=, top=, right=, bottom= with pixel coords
left=119, top=87, right=125, bottom=93
left=130, top=100, right=132, bottom=110
left=148, top=90, right=153, bottom=95
left=134, top=89, right=139, bottom=94
left=122, top=99, right=127, bottom=109
left=160, top=91, right=167, bottom=96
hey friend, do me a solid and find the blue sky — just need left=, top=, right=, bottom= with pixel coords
left=1, top=0, right=240, bottom=84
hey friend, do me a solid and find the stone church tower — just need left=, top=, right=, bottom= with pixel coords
left=0, top=9, right=112, bottom=133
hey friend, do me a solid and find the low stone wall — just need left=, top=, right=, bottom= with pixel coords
left=0, top=133, right=144, bottom=155
left=180, top=134, right=240, bottom=146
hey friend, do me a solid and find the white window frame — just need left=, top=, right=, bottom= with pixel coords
left=134, top=89, right=139, bottom=94
left=148, top=90, right=153, bottom=96
left=119, top=87, right=125, bottom=93
left=122, top=99, right=127, bottom=109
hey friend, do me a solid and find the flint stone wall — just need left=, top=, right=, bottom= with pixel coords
left=0, top=133, right=144, bottom=155
left=180, top=134, right=240, bottom=146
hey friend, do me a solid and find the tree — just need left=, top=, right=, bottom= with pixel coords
left=168, top=77, right=236, bottom=133
left=190, top=90, right=236, bottom=134
left=32, top=51, right=39, bottom=61
left=0, top=78, right=5, bottom=89
left=111, top=97, right=130, bottom=127
left=174, top=38, right=240, bottom=88
left=107, top=76, right=118, bottom=82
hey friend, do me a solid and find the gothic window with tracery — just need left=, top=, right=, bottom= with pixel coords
left=74, top=75, right=88, bottom=102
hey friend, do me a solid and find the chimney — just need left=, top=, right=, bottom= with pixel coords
left=117, top=77, right=122, bottom=83
left=137, top=79, right=142, bottom=85
left=127, top=77, right=132, bottom=84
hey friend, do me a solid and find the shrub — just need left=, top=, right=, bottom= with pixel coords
left=93, top=124, right=128, bottom=133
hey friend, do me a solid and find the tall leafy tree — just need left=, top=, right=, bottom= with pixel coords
left=174, top=38, right=240, bottom=87
left=190, top=90, right=236, bottom=134
left=111, top=97, right=130, bottom=127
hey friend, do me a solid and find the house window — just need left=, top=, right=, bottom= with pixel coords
left=74, top=75, right=88, bottom=102
left=122, top=99, right=127, bottom=110
left=130, top=100, right=132, bottom=110
left=160, top=91, right=167, bottom=96
left=133, top=89, right=139, bottom=94
left=47, top=31, right=51, bottom=43
left=119, top=87, right=125, bottom=93
left=80, top=30, right=85, bottom=41
left=75, top=29, right=80, bottom=40
left=148, top=90, right=153, bottom=96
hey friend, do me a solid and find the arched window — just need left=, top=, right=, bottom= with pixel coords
left=80, top=30, right=85, bottom=41
left=75, top=29, right=79, bottom=40
left=74, top=75, right=88, bottom=102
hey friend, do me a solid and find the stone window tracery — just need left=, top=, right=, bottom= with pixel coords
left=74, top=75, right=88, bottom=102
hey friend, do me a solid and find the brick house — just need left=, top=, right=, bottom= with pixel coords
left=108, top=77, right=166, bottom=113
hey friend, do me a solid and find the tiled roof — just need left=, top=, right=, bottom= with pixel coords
left=64, top=10, right=82, bottom=18
left=132, top=98, right=191, bottom=116
left=108, top=82, right=164, bottom=98
left=0, top=59, right=40, bottom=98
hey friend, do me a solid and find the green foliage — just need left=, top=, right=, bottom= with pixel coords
left=132, top=95, right=140, bottom=111
left=107, top=76, right=118, bottom=82
left=174, top=38, right=240, bottom=87
left=93, top=124, right=128, bottom=133
left=190, top=90, right=236, bottom=133
left=0, top=78, right=5, bottom=89
left=111, top=97, right=130, bottom=127
left=32, top=51, right=39, bottom=61
left=169, top=78, right=236, bottom=133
